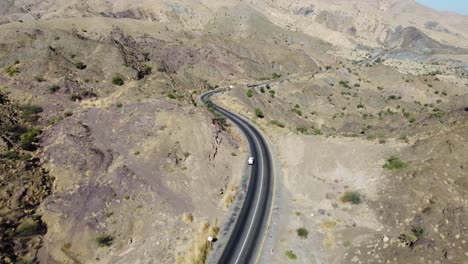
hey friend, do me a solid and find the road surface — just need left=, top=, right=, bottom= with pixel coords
left=201, top=89, right=275, bottom=264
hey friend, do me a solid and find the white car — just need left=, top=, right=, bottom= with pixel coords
left=248, top=157, right=255, bottom=165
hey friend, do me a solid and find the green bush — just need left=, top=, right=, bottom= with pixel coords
left=341, top=191, right=362, bottom=204
left=339, top=80, right=350, bottom=89
left=21, top=104, right=43, bottom=122
left=96, top=234, right=113, bottom=247
left=285, top=250, right=297, bottom=260
left=112, top=76, right=124, bottom=86
left=16, top=219, right=40, bottom=237
left=255, top=108, right=264, bottom=118
left=383, top=156, right=407, bottom=170
left=20, top=128, right=41, bottom=151
left=296, top=228, right=308, bottom=239
left=48, top=84, right=60, bottom=93
left=74, top=62, right=87, bottom=70
left=247, top=89, right=253, bottom=98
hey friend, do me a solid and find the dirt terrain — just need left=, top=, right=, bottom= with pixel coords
left=0, top=0, right=467, bottom=263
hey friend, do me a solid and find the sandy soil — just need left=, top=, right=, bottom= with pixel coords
left=268, top=134, right=399, bottom=263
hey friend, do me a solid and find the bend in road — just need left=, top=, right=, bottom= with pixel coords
left=201, top=90, right=275, bottom=264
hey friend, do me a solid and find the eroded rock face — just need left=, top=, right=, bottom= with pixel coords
left=0, top=93, right=53, bottom=263
left=37, top=100, right=242, bottom=263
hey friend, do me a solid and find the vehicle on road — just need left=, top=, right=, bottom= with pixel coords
left=248, top=157, right=254, bottom=165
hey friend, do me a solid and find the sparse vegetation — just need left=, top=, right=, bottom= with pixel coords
left=69, top=94, right=82, bottom=101
left=2, top=150, right=20, bottom=160
left=204, top=99, right=228, bottom=127
left=182, top=212, right=193, bottom=224
left=167, top=93, right=184, bottom=100
left=296, top=127, right=308, bottom=134
left=271, top=120, right=285, bottom=128
left=272, top=72, right=282, bottom=79
left=176, top=221, right=219, bottom=264
left=269, top=90, right=275, bottom=98
left=285, top=250, right=297, bottom=260
left=20, top=128, right=41, bottom=151
left=5, top=65, right=19, bottom=76
left=34, top=75, right=45, bottom=82
left=48, top=84, right=60, bottom=93
left=222, top=184, right=237, bottom=208
left=399, top=225, right=425, bottom=248
left=292, top=108, right=302, bottom=116
left=388, top=95, right=401, bottom=100
left=15, top=219, right=40, bottom=237
left=312, top=128, right=322, bottom=135
left=341, top=191, right=362, bottom=204
left=95, top=234, right=113, bottom=247
left=383, top=156, right=407, bottom=170
left=339, top=80, right=351, bottom=89
left=21, top=104, right=43, bottom=122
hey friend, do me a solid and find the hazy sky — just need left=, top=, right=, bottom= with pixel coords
left=416, top=0, right=468, bottom=15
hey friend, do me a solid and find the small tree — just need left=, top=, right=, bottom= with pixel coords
left=296, top=228, right=308, bottom=239
left=247, top=89, right=254, bottom=98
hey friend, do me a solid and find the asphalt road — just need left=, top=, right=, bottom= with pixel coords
left=201, top=90, right=274, bottom=264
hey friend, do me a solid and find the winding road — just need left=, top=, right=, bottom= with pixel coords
left=201, top=90, right=275, bottom=264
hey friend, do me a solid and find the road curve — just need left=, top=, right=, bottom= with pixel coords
left=201, top=89, right=275, bottom=264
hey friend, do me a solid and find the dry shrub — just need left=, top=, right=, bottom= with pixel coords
left=176, top=220, right=220, bottom=264
left=182, top=212, right=194, bottom=224
left=221, top=184, right=237, bottom=209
